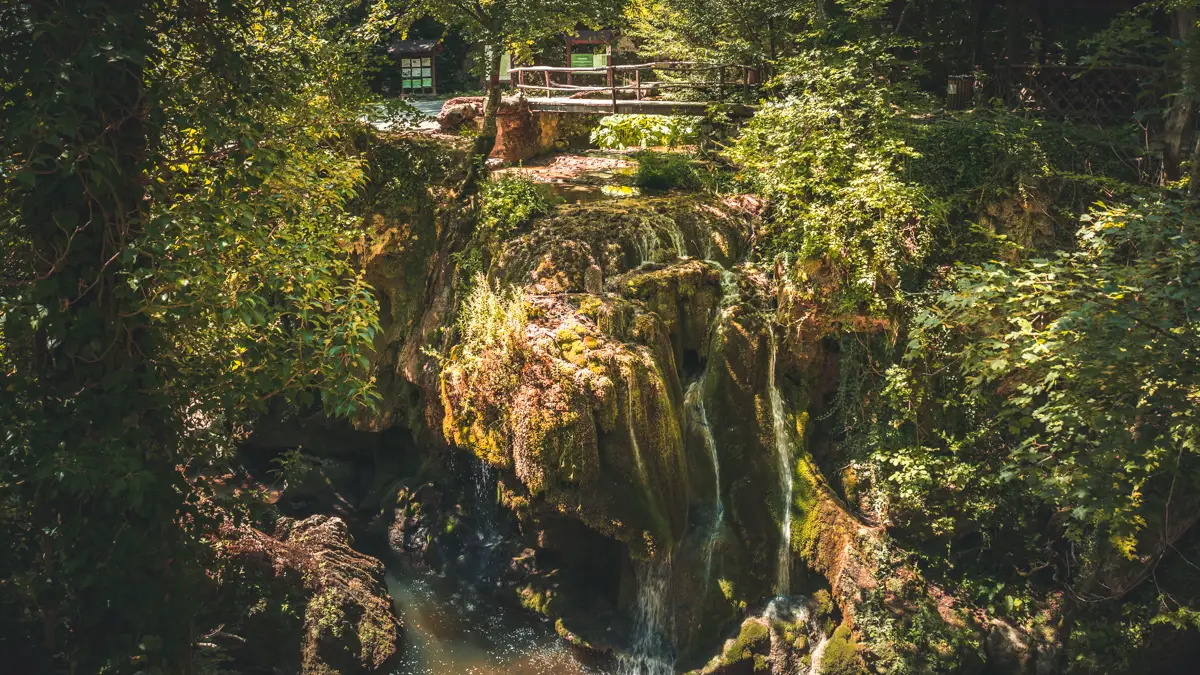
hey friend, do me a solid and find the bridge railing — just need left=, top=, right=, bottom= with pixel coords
left=508, top=61, right=758, bottom=112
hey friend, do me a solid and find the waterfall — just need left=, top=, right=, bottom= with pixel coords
left=472, top=458, right=497, bottom=519
left=616, top=558, right=675, bottom=675
left=685, top=379, right=723, bottom=586
left=666, top=221, right=687, bottom=260
left=626, top=369, right=652, bottom=494
left=768, top=328, right=794, bottom=597
left=633, top=219, right=687, bottom=266
left=467, top=457, right=504, bottom=582
left=635, top=229, right=657, bottom=266
left=808, top=632, right=830, bottom=675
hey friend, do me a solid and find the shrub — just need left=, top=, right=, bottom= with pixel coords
left=478, top=174, right=550, bottom=246
left=456, top=274, right=528, bottom=366
left=590, top=114, right=700, bottom=150
left=726, top=52, right=932, bottom=311
left=633, top=151, right=701, bottom=190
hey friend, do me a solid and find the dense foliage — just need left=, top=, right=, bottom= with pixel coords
left=708, top=0, right=1200, bottom=670
left=0, top=1, right=387, bottom=670
left=478, top=174, right=552, bottom=247
left=591, top=114, right=701, bottom=150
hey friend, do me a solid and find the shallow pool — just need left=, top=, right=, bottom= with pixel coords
left=386, top=565, right=613, bottom=675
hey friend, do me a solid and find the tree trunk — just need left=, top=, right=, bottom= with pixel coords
left=460, top=44, right=504, bottom=196
left=971, top=0, right=999, bottom=68
left=1165, top=7, right=1197, bottom=185
left=1004, top=0, right=1025, bottom=64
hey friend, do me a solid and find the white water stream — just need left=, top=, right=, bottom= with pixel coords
left=684, top=379, right=724, bottom=587
left=616, top=559, right=675, bottom=675
left=767, top=328, right=795, bottom=597
left=626, top=369, right=653, bottom=497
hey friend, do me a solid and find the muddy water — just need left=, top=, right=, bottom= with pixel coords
left=386, top=565, right=613, bottom=675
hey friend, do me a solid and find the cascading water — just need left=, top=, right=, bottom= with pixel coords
left=467, top=457, right=504, bottom=582
left=473, top=458, right=497, bottom=518
left=768, top=328, right=795, bottom=597
left=808, top=632, right=830, bottom=675
left=684, top=379, right=723, bottom=586
left=626, top=369, right=652, bottom=495
left=616, top=559, right=675, bottom=675
left=635, top=229, right=657, bottom=266
left=633, top=218, right=687, bottom=266
left=666, top=221, right=687, bottom=260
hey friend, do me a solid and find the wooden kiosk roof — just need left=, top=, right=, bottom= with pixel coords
left=565, top=29, right=614, bottom=46
left=388, top=39, right=444, bottom=56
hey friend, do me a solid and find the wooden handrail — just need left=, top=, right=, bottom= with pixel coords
left=508, top=60, right=758, bottom=111
left=509, top=61, right=752, bottom=74
left=514, top=82, right=730, bottom=93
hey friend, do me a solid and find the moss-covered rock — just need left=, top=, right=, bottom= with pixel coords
left=356, top=132, right=467, bottom=436
left=441, top=290, right=689, bottom=559
left=213, top=515, right=400, bottom=675
left=699, top=617, right=772, bottom=674
left=820, top=624, right=867, bottom=675
left=493, top=195, right=756, bottom=294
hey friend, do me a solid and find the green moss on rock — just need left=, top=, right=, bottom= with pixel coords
left=821, top=624, right=867, bottom=675
left=722, top=619, right=770, bottom=667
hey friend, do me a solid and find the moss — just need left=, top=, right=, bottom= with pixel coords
left=516, top=584, right=554, bottom=616
left=720, top=619, right=770, bottom=667
left=813, top=588, right=836, bottom=635
left=555, top=618, right=593, bottom=648
left=821, top=624, right=867, bottom=675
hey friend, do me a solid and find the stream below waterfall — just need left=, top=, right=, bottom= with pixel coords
left=385, top=564, right=613, bottom=675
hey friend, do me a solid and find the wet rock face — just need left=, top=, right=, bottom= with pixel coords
left=443, top=290, right=690, bottom=558
left=441, top=195, right=762, bottom=561
left=494, top=196, right=755, bottom=294
left=383, top=482, right=446, bottom=564
left=433, top=191, right=862, bottom=662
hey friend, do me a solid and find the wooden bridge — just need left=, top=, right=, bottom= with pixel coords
left=508, top=61, right=759, bottom=117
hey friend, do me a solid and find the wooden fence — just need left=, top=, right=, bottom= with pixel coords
left=509, top=61, right=758, bottom=110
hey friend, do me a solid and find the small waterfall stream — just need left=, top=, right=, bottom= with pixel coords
left=626, top=369, right=653, bottom=496
left=808, top=633, right=830, bottom=675
left=468, top=457, right=505, bottom=582
left=619, top=369, right=676, bottom=674
left=767, top=328, right=795, bottom=597
left=684, top=379, right=724, bottom=586
left=616, top=559, right=675, bottom=675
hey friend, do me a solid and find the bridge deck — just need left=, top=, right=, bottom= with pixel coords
left=526, top=97, right=756, bottom=117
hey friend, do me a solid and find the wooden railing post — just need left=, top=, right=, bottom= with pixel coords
left=609, top=63, right=617, bottom=113
left=635, top=69, right=641, bottom=100
left=545, top=70, right=551, bottom=98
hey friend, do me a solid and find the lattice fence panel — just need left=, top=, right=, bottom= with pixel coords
left=995, top=66, right=1165, bottom=123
